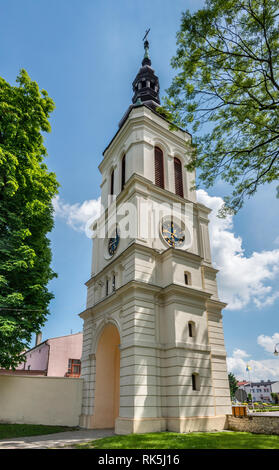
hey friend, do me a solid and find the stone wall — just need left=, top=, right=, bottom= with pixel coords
left=228, top=415, right=279, bottom=435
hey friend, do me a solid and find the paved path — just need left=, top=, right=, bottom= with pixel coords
left=248, top=411, right=279, bottom=417
left=0, top=428, right=114, bottom=449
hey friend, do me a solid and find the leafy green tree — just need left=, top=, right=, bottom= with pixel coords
left=228, top=372, right=239, bottom=399
left=160, top=0, right=279, bottom=214
left=0, top=70, right=59, bottom=369
left=271, top=392, right=279, bottom=404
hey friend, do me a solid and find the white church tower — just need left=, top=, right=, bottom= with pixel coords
left=79, top=37, right=232, bottom=434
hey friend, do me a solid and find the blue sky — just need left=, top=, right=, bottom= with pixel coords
left=2, top=0, right=279, bottom=381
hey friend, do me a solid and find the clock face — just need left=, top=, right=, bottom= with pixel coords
left=108, top=227, right=120, bottom=256
left=162, top=219, right=185, bottom=248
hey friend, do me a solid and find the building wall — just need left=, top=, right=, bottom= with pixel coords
left=239, top=383, right=273, bottom=402
left=16, top=333, right=83, bottom=377
left=271, top=381, right=279, bottom=394
left=18, top=342, right=49, bottom=372
left=0, top=375, right=83, bottom=426
left=47, top=333, right=83, bottom=377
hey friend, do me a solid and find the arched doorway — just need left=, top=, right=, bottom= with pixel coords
left=92, top=323, right=120, bottom=428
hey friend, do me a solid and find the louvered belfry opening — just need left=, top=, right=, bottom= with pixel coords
left=154, top=147, right=164, bottom=189
left=121, top=155, right=126, bottom=191
left=174, top=157, right=183, bottom=198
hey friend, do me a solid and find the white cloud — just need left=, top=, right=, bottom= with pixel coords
left=227, top=348, right=279, bottom=381
left=232, top=349, right=250, bottom=359
left=257, top=333, right=279, bottom=354
left=53, top=195, right=101, bottom=233
left=197, top=189, right=279, bottom=310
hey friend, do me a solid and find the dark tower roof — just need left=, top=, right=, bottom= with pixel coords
left=132, top=39, right=160, bottom=108
left=118, top=37, right=161, bottom=128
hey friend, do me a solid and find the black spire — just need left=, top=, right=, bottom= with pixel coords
left=131, top=33, right=160, bottom=107
left=118, top=32, right=161, bottom=128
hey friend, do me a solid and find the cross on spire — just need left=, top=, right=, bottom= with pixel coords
left=142, top=28, right=150, bottom=60
left=143, top=28, right=150, bottom=42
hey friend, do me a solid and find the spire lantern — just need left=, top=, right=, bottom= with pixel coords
left=131, top=30, right=160, bottom=108
left=118, top=30, right=161, bottom=128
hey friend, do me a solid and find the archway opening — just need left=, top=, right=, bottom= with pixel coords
left=93, top=323, right=120, bottom=429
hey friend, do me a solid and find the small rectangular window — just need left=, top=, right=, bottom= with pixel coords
left=192, top=374, right=197, bottom=391
left=184, top=273, right=188, bottom=285
left=68, top=359, right=81, bottom=377
left=106, top=280, right=109, bottom=296
left=112, top=275, right=116, bottom=291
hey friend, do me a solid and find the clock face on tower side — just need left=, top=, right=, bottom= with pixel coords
left=108, top=226, right=120, bottom=256
left=162, top=219, right=185, bottom=248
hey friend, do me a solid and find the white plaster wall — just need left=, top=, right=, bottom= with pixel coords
left=207, top=309, right=232, bottom=415
left=161, top=348, right=215, bottom=418
left=100, top=106, right=195, bottom=208
left=0, top=375, right=83, bottom=426
left=203, top=268, right=219, bottom=298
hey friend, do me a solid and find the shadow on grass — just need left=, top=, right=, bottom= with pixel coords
left=0, top=424, right=77, bottom=440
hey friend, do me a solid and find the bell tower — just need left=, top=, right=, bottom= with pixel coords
left=79, top=37, right=232, bottom=434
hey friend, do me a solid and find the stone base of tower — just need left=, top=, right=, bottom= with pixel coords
left=167, top=415, right=228, bottom=433
left=114, top=416, right=228, bottom=435
left=115, top=417, right=167, bottom=435
left=80, top=414, right=229, bottom=434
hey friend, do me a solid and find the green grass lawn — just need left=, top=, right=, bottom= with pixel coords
left=75, top=431, right=279, bottom=449
left=0, top=423, right=76, bottom=440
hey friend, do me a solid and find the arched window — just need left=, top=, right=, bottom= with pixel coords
left=174, top=157, right=183, bottom=197
left=110, top=169, right=114, bottom=195
left=154, top=147, right=164, bottom=189
left=188, top=321, right=195, bottom=338
left=184, top=271, right=191, bottom=286
left=121, top=155, right=126, bottom=191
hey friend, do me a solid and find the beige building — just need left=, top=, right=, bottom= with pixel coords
left=79, top=39, right=231, bottom=434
